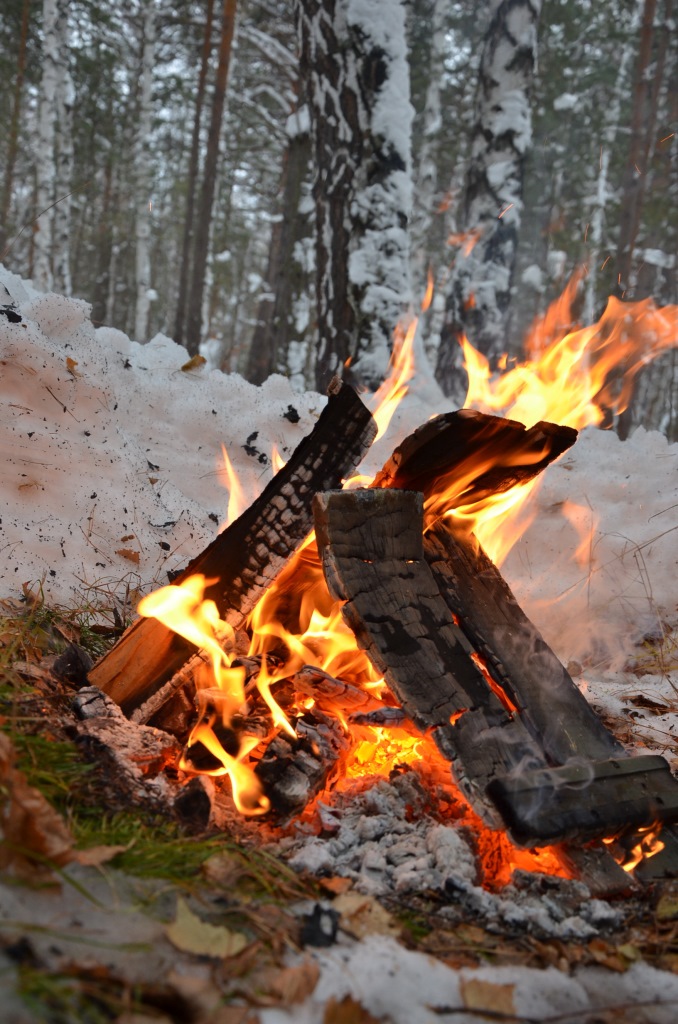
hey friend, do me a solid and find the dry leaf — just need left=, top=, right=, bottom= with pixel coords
left=66, top=356, right=81, bottom=377
left=71, top=843, right=129, bottom=867
left=116, top=548, right=140, bottom=565
left=210, top=1008, right=260, bottom=1024
left=201, top=851, right=246, bottom=889
left=333, top=892, right=399, bottom=939
left=181, top=354, right=206, bottom=372
left=0, top=732, right=74, bottom=877
left=656, top=891, right=678, bottom=921
left=268, top=960, right=320, bottom=1004
left=166, top=896, right=249, bottom=959
left=460, top=977, right=516, bottom=1015
left=323, top=995, right=381, bottom=1024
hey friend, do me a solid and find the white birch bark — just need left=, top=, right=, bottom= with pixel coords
left=52, top=0, right=74, bottom=296
left=583, top=0, right=643, bottom=324
left=134, top=0, right=156, bottom=343
left=437, top=0, right=543, bottom=396
left=34, top=0, right=59, bottom=292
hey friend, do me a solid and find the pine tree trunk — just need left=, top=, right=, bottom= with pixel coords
left=246, top=100, right=312, bottom=384
left=297, top=0, right=414, bottom=392
left=185, top=0, right=238, bottom=357
left=174, top=0, right=215, bottom=348
left=0, top=0, right=31, bottom=258
left=134, top=0, right=156, bottom=343
left=436, top=0, right=543, bottom=398
left=34, top=0, right=60, bottom=292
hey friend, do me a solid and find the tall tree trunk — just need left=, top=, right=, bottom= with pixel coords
left=0, top=0, right=31, bottom=258
left=583, top=1, right=643, bottom=325
left=245, top=100, right=312, bottom=384
left=52, top=0, right=73, bottom=295
left=34, top=0, right=60, bottom=292
left=297, top=0, right=414, bottom=392
left=185, top=0, right=238, bottom=357
left=174, top=0, right=215, bottom=347
left=436, top=0, right=543, bottom=399
left=134, top=0, right=156, bottom=342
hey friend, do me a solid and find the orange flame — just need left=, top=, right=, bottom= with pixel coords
left=219, top=444, right=247, bottom=529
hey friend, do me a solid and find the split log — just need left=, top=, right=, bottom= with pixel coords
left=371, top=409, right=577, bottom=507
left=423, top=522, right=623, bottom=765
left=89, top=380, right=376, bottom=715
left=314, top=488, right=549, bottom=826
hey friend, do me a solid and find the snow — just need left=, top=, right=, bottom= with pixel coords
left=553, top=91, right=578, bottom=112
left=3, top=270, right=678, bottom=1020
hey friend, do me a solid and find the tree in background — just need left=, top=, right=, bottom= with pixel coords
left=436, top=0, right=543, bottom=401
left=297, top=0, right=413, bottom=391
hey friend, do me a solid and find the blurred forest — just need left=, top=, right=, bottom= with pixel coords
left=1, top=0, right=676, bottom=434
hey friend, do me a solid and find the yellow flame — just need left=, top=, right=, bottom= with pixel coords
left=219, top=443, right=247, bottom=528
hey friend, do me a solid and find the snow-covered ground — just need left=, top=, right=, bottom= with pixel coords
left=3, top=265, right=678, bottom=1020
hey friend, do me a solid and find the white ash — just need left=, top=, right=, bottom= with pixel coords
left=275, top=773, right=477, bottom=897
left=270, top=771, right=624, bottom=942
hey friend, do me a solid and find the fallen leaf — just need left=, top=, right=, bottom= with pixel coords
left=210, top=1008, right=260, bottom=1024
left=116, top=548, right=140, bottom=564
left=460, top=977, right=516, bottom=1015
left=324, top=995, right=382, bottom=1024
left=0, top=732, right=74, bottom=877
left=71, top=843, right=130, bottom=867
left=181, top=354, right=206, bottom=371
left=333, top=892, right=399, bottom=940
left=656, top=891, right=678, bottom=921
left=166, top=896, right=249, bottom=959
left=268, top=960, right=320, bottom=1004
left=66, top=356, right=81, bottom=377
left=201, top=851, right=246, bottom=889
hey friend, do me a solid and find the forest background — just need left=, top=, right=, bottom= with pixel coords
left=1, top=0, right=676, bottom=437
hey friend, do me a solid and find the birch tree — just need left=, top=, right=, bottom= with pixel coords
left=297, top=0, right=414, bottom=391
left=134, top=0, right=156, bottom=343
left=52, top=0, right=73, bottom=296
left=436, top=0, right=542, bottom=399
left=0, top=0, right=31, bottom=258
left=33, top=0, right=60, bottom=291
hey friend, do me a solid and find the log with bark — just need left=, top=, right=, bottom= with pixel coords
left=88, top=379, right=377, bottom=714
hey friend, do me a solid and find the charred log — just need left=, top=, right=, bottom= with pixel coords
left=89, top=380, right=376, bottom=714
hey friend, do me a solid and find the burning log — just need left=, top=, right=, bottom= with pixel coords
left=314, top=488, right=551, bottom=826
left=89, top=380, right=377, bottom=714
left=314, top=487, right=678, bottom=883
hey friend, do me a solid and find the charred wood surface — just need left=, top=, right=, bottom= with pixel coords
left=423, top=522, right=623, bottom=765
left=89, top=381, right=376, bottom=714
left=255, top=707, right=350, bottom=819
left=314, top=488, right=548, bottom=823
left=372, top=410, right=577, bottom=507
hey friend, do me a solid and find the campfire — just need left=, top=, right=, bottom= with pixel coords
left=80, top=281, right=678, bottom=894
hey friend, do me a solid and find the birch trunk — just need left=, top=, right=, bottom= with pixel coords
left=436, top=0, right=542, bottom=396
left=52, top=0, right=74, bottom=296
left=34, top=0, right=60, bottom=292
left=134, top=0, right=156, bottom=343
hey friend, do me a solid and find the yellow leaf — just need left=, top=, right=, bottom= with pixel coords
left=181, top=355, right=206, bottom=372
left=66, top=356, right=81, bottom=377
left=166, top=897, right=249, bottom=959
left=333, top=892, right=399, bottom=939
left=460, top=977, right=516, bottom=1016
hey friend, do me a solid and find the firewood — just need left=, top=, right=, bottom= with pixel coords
left=254, top=707, right=350, bottom=818
left=371, top=409, right=577, bottom=506
left=314, top=488, right=549, bottom=826
left=89, top=380, right=376, bottom=714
